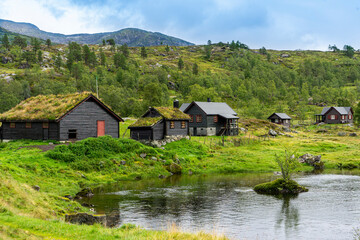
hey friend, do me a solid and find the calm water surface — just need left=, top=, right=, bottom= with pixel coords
left=85, top=171, right=360, bottom=240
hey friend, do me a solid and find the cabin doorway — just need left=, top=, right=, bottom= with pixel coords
left=43, top=129, right=49, bottom=140
left=97, top=121, right=105, bottom=137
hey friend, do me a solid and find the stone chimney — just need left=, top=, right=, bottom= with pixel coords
left=173, top=99, right=180, bottom=108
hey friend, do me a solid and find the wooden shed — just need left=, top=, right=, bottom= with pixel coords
left=267, top=113, right=292, bottom=127
left=0, top=92, right=123, bottom=141
left=315, top=107, right=353, bottom=124
left=129, top=106, right=190, bottom=140
left=180, top=99, right=239, bottom=136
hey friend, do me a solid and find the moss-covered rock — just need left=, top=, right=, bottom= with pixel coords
left=254, top=178, right=308, bottom=195
left=166, top=162, right=182, bottom=174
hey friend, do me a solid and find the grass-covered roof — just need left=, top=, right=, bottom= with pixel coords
left=0, top=92, right=94, bottom=121
left=154, top=107, right=190, bottom=120
left=130, top=116, right=162, bottom=127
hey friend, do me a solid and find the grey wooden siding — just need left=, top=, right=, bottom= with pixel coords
left=185, top=105, right=207, bottom=128
left=324, top=109, right=353, bottom=124
left=130, top=128, right=152, bottom=140
left=165, top=120, right=188, bottom=136
left=268, top=116, right=291, bottom=127
left=1, top=122, right=59, bottom=140
left=153, top=121, right=164, bottom=140
left=59, top=99, right=119, bottom=140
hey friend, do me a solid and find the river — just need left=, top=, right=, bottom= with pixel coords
left=84, top=171, right=360, bottom=240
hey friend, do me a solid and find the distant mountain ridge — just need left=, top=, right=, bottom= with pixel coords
left=0, top=19, right=193, bottom=46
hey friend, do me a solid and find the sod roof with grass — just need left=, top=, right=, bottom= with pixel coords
left=153, top=107, right=191, bottom=120
left=0, top=92, right=112, bottom=121
left=130, top=116, right=163, bottom=127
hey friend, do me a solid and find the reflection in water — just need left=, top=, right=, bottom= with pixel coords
left=83, top=172, right=360, bottom=240
left=275, top=196, right=299, bottom=238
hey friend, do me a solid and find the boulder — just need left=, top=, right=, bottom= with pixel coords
left=317, top=129, right=327, bottom=133
left=298, top=153, right=324, bottom=170
left=280, top=53, right=290, bottom=58
left=105, top=210, right=121, bottom=228
left=269, top=129, right=278, bottom=136
left=349, top=132, right=357, bottom=137
left=75, top=188, right=94, bottom=199
left=151, top=157, right=157, bottom=161
left=120, top=160, right=126, bottom=165
left=158, top=174, right=166, bottom=179
left=239, top=127, right=247, bottom=132
left=337, top=132, right=347, bottom=136
left=317, top=122, right=326, bottom=126
left=140, top=153, right=147, bottom=158
left=32, top=185, right=40, bottom=191
left=167, top=163, right=182, bottom=174
left=65, top=213, right=106, bottom=226
left=283, top=127, right=291, bottom=132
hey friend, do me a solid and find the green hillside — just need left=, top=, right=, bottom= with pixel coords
left=1, top=39, right=359, bottom=122
left=0, top=19, right=193, bottom=46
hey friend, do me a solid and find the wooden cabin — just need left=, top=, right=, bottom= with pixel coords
left=128, top=106, right=190, bottom=140
left=315, top=107, right=353, bottom=124
left=180, top=99, right=239, bottom=136
left=267, top=113, right=291, bottom=127
left=0, top=92, right=123, bottom=141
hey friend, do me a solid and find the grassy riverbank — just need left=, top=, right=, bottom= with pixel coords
left=1, top=121, right=359, bottom=239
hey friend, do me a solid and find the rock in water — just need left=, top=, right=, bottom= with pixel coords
left=106, top=210, right=121, bottom=228
left=65, top=213, right=106, bottom=226
left=75, top=188, right=94, bottom=199
left=254, top=179, right=308, bottom=195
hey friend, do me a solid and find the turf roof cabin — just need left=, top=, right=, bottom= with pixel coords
left=0, top=92, right=123, bottom=141
left=128, top=104, right=190, bottom=141
left=315, top=107, right=353, bottom=124
left=267, top=113, right=292, bottom=128
left=180, top=99, right=239, bottom=136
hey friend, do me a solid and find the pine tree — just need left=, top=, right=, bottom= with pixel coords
left=141, top=46, right=147, bottom=58
left=100, top=48, right=106, bottom=66
left=54, top=53, right=63, bottom=69
left=120, top=44, right=129, bottom=58
left=178, top=58, right=184, bottom=70
left=192, top=63, right=199, bottom=75
left=46, top=39, right=52, bottom=48
left=1, top=34, right=10, bottom=49
left=37, top=50, right=42, bottom=63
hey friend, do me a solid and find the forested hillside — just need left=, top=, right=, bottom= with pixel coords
left=1, top=35, right=359, bottom=121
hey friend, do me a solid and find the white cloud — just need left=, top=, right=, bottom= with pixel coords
left=0, top=0, right=122, bottom=34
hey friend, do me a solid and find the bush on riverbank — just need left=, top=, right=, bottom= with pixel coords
left=254, top=178, right=308, bottom=195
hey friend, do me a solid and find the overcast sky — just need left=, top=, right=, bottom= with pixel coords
left=0, top=0, right=360, bottom=50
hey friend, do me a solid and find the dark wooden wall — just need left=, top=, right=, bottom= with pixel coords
left=165, top=120, right=188, bottom=136
left=1, top=122, right=59, bottom=140
left=130, top=128, right=152, bottom=140
left=152, top=121, right=164, bottom=140
left=59, top=98, right=119, bottom=140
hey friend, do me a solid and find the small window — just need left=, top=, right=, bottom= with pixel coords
left=275, top=119, right=279, bottom=123
left=26, top=122, right=32, bottom=129
left=331, top=115, right=336, bottom=120
left=10, top=123, right=16, bottom=128
left=43, top=122, right=49, bottom=129
left=68, top=129, right=77, bottom=139
left=181, top=121, right=186, bottom=129
left=349, top=114, right=353, bottom=120
left=196, top=115, right=202, bottom=123
left=170, top=121, right=175, bottom=129
left=214, top=116, right=218, bottom=123
left=189, top=115, right=194, bottom=123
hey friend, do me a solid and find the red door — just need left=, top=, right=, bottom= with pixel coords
left=97, top=121, right=105, bottom=137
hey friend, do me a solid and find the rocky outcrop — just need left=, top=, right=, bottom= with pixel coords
left=74, top=188, right=94, bottom=200
left=65, top=213, right=106, bottom=226
left=349, top=132, right=357, bottom=137
left=269, top=129, right=278, bottom=136
left=254, top=178, right=308, bottom=195
left=298, top=153, right=324, bottom=170
left=167, top=162, right=182, bottom=174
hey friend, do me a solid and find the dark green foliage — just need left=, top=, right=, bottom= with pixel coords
left=82, top=45, right=91, bottom=65
left=13, top=36, right=27, bottom=49
left=22, top=51, right=36, bottom=64
left=99, top=48, right=106, bottom=66
left=54, top=53, right=62, bottom=69
left=120, top=44, right=129, bottom=58
left=141, top=46, right=147, bottom=58
left=259, top=47, right=267, bottom=55
left=102, top=39, right=106, bottom=46
left=31, top=38, right=41, bottom=53
left=192, top=63, right=198, bottom=75
left=106, top=39, right=115, bottom=46
left=254, top=178, right=308, bottom=195
left=37, top=50, right=42, bottom=63
left=343, top=45, right=355, bottom=58
left=328, top=44, right=339, bottom=52
left=46, top=39, right=51, bottom=48
left=204, top=45, right=212, bottom=60
left=1, top=34, right=10, bottom=49
left=354, top=102, right=360, bottom=126
left=178, top=57, right=184, bottom=70
left=114, top=53, right=127, bottom=70
left=165, top=45, right=170, bottom=52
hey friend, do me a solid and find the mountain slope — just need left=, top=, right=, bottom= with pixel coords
left=0, top=19, right=193, bottom=46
